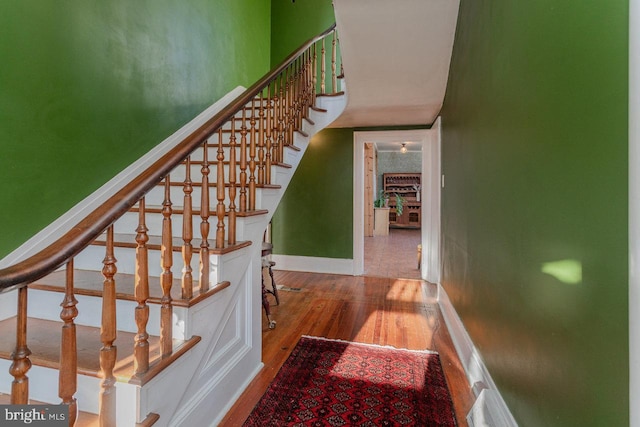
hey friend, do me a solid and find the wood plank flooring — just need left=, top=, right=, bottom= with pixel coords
left=219, top=269, right=474, bottom=426
left=364, top=228, right=422, bottom=279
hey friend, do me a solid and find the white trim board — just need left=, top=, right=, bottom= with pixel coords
left=353, top=126, right=441, bottom=283
left=0, top=86, right=247, bottom=268
left=271, top=255, right=354, bottom=276
left=421, top=118, right=442, bottom=284
left=630, top=1, right=640, bottom=425
left=436, top=284, right=518, bottom=426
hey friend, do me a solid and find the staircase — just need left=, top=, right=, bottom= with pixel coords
left=0, top=25, right=345, bottom=426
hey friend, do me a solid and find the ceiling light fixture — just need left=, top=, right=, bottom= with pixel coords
left=401, top=143, right=407, bottom=154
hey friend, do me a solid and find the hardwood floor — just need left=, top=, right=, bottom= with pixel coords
left=364, top=228, right=422, bottom=279
left=219, top=268, right=474, bottom=425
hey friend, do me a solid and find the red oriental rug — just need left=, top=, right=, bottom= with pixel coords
left=243, top=336, right=457, bottom=426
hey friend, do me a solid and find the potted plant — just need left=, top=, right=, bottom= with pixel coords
left=394, top=193, right=406, bottom=216
left=373, top=190, right=390, bottom=236
left=374, top=189, right=389, bottom=208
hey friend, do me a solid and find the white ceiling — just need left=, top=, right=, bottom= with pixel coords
left=375, top=140, right=422, bottom=152
left=330, top=0, right=460, bottom=128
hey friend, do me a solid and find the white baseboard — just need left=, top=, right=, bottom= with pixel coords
left=468, top=389, right=518, bottom=427
left=271, top=255, right=355, bottom=275
left=437, top=284, right=518, bottom=426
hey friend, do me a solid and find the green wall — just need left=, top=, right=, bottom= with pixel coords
left=270, top=0, right=336, bottom=66
left=0, top=0, right=270, bottom=258
left=440, top=0, right=628, bottom=425
left=270, top=0, right=352, bottom=259
left=271, top=0, right=339, bottom=94
left=272, top=128, right=353, bottom=258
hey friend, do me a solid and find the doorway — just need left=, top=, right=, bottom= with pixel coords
left=353, top=122, right=442, bottom=283
left=365, top=140, right=422, bottom=279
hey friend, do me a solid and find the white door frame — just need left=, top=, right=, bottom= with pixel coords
left=629, top=1, right=639, bottom=424
left=353, top=122, right=442, bottom=283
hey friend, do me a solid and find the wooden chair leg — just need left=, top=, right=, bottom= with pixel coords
left=262, top=266, right=276, bottom=329
left=268, top=261, right=280, bottom=305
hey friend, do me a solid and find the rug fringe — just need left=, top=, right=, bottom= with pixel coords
left=300, top=335, right=439, bottom=355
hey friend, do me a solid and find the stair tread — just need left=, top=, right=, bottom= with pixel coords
left=274, top=161, right=293, bottom=169
left=138, top=412, right=160, bottom=427
left=0, top=317, right=199, bottom=385
left=30, top=269, right=231, bottom=307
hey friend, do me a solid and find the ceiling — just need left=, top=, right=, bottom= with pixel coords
left=330, top=0, right=460, bottom=128
left=374, top=140, right=422, bottom=153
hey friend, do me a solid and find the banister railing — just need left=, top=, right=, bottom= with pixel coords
left=0, top=23, right=339, bottom=292
left=0, top=23, right=342, bottom=425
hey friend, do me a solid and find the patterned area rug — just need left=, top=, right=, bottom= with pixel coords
left=243, top=336, right=457, bottom=426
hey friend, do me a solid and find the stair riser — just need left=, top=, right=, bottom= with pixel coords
left=27, top=289, right=188, bottom=339
left=275, top=167, right=292, bottom=186
left=145, top=177, right=293, bottom=215
left=255, top=188, right=280, bottom=212
left=110, top=212, right=264, bottom=249
left=139, top=338, right=203, bottom=426
left=142, top=184, right=218, bottom=209
left=74, top=245, right=221, bottom=285
left=235, top=216, right=269, bottom=249
left=283, top=145, right=302, bottom=165
left=72, top=240, right=255, bottom=297
left=186, top=143, right=276, bottom=163
left=141, top=180, right=285, bottom=212
left=113, top=211, right=247, bottom=242
left=141, top=184, right=261, bottom=210
left=168, top=162, right=284, bottom=186
left=185, top=137, right=299, bottom=165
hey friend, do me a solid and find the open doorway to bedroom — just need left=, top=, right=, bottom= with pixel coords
left=353, top=124, right=441, bottom=283
left=363, top=141, right=422, bottom=279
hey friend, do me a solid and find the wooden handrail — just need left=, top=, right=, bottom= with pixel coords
left=0, top=23, right=337, bottom=292
left=3, top=22, right=343, bottom=422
